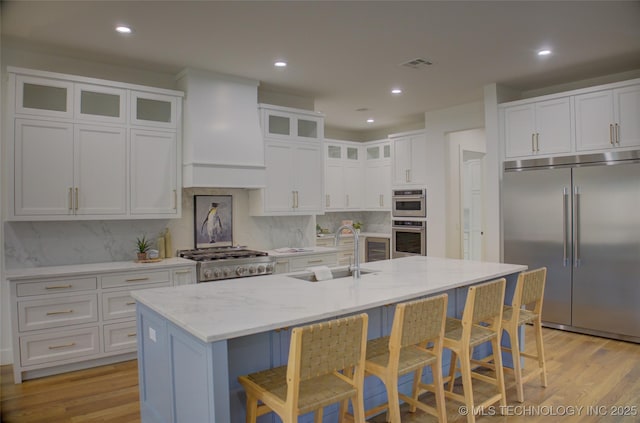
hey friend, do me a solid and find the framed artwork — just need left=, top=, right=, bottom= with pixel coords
left=194, top=195, right=233, bottom=248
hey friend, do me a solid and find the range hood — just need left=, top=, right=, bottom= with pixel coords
left=177, top=68, right=265, bottom=188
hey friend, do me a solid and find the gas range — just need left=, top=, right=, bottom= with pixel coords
left=178, top=246, right=275, bottom=282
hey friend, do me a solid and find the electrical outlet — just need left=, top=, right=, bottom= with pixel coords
left=149, top=327, right=156, bottom=342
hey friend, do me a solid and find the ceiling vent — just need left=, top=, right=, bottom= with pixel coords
left=400, top=58, right=434, bottom=69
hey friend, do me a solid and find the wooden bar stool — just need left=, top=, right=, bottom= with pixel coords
left=238, top=313, right=368, bottom=423
left=501, top=267, right=548, bottom=402
left=443, top=278, right=507, bottom=423
left=358, top=294, right=449, bottom=423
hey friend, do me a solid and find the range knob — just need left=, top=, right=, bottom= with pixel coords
left=248, top=266, right=257, bottom=274
left=203, top=269, right=213, bottom=279
left=212, top=268, right=222, bottom=278
left=236, top=266, right=246, bottom=276
left=257, top=265, right=266, bottom=273
left=222, top=267, right=231, bottom=277
left=265, top=264, right=273, bottom=273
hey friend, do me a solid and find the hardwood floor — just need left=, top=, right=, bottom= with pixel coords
left=1, top=327, right=639, bottom=422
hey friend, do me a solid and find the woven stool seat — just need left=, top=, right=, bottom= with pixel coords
left=239, top=313, right=369, bottom=423
left=502, top=305, right=537, bottom=325
left=443, top=318, right=495, bottom=345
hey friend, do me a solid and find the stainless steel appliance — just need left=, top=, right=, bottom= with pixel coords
left=392, top=220, right=426, bottom=258
left=365, top=237, right=390, bottom=262
left=178, top=246, right=275, bottom=282
left=503, top=150, right=640, bottom=343
left=392, top=189, right=426, bottom=218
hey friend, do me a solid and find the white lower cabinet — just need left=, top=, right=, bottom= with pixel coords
left=272, top=252, right=338, bottom=274
left=8, top=259, right=196, bottom=383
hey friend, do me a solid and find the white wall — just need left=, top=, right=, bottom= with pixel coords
left=445, top=129, right=486, bottom=259
left=423, top=101, right=485, bottom=258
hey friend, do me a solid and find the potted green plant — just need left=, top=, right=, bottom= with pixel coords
left=136, top=235, right=151, bottom=261
left=353, top=222, right=362, bottom=233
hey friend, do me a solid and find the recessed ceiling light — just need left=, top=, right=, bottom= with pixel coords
left=115, top=26, right=132, bottom=34
left=537, top=49, right=552, bottom=56
left=391, top=88, right=402, bottom=95
left=366, top=118, right=375, bottom=124
left=274, top=61, right=287, bottom=68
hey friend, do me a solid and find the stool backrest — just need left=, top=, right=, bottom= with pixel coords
left=289, top=313, right=368, bottom=382
left=466, top=278, right=506, bottom=326
left=395, top=294, right=448, bottom=348
left=514, top=267, right=547, bottom=313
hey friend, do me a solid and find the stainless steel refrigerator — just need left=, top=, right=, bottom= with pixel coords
left=503, top=150, right=640, bottom=343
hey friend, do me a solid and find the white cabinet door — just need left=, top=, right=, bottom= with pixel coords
left=575, top=90, right=615, bottom=152
left=172, top=268, right=196, bottom=286
left=130, top=91, right=177, bottom=129
left=263, top=141, right=295, bottom=213
left=392, top=133, right=426, bottom=185
left=534, top=98, right=572, bottom=155
left=130, top=129, right=178, bottom=215
left=503, top=104, right=536, bottom=158
left=615, top=85, right=640, bottom=148
left=14, top=119, right=74, bottom=216
left=75, top=125, right=127, bottom=215
left=294, top=143, right=323, bottom=213
left=15, top=75, right=73, bottom=119
left=364, top=161, right=391, bottom=209
left=325, top=162, right=345, bottom=210
left=344, top=163, right=362, bottom=209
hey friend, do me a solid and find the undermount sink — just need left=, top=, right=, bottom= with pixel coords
left=288, top=268, right=376, bottom=282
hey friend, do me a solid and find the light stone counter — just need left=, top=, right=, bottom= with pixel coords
left=265, top=246, right=338, bottom=258
left=132, top=256, right=526, bottom=343
left=5, top=257, right=196, bottom=280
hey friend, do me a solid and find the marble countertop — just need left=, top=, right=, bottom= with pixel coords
left=266, top=246, right=339, bottom=258
left=131, top=256, right=527, bottom=343
left=316, top=232, right=391, bottom=239
left=5, top=257, right=196, bottom=280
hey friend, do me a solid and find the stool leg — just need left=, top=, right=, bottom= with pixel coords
left=245, top=393, right=258, bottom=423
left=431, top=361, right=447, bottom=423
left=491, top=337, right=508, bottom=409
left=385, top=376, right=402, bottom=423
left=409, top=368, right=421, bottom=413
left=314, top=408, right=323, bottom=423
left=534, top=320, right=548, bottom=387
left=458, top=348, right=476, bottom=423
left=352, top=386, right=366, bottom=423
left=447, top=351, right=458, bottom=392
left=508, top=325, right=525, bottom=403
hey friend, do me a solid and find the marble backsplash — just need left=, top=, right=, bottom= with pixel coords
left=4, top=188, right=316, bottom=269
left=316, top=211, right=391, bottom=234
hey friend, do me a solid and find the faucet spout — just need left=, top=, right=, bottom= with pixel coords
left=335, top=225, right=361, bottom=279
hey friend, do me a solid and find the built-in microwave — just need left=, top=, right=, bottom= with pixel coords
left=392, top=189, right=426, bottom=218
left=392, top=220, right=426, bottom=258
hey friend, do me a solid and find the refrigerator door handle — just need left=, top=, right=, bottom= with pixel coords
left=563, top=187, right=569, bottom=266
left=573, top=185, right=580, bottom=267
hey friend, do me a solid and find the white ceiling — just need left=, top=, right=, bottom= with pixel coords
left=2, top=1, right=640, bottom=135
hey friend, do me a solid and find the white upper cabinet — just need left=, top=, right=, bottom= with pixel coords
left=391, top=131, right=427, bottom=186
left=260, top=104, right=324, bottom=142
left=503, top=97, right=573, bottom=159
left=130, top=129, right=178, bottom=215
left=324, top=141, right=362, bottom=211
left=7, top=67, right=183, bottom=221
left=575, top=85, right=640, bottom=151
left=364, top=140, right=391, bottom=210
left=75, top=84, right=126, bottom=124
left=130, top=91, right=178, bottom=129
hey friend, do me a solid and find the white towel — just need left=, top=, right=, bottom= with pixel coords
left=307, top=266, right=333, bottom=281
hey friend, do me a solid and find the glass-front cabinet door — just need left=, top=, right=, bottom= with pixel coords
left=130, top=91, right=177, bottom=128
left=297, top=117, right=319, bottom=139
left=75, top=84, right=126, bottom=124
left=16, top=75, right=74, bottom=119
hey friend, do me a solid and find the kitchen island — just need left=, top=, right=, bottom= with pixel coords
left=132, top=256, right=526, bottom=423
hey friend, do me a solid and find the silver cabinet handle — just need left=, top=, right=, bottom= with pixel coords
left=126, top=277, right=150, bottom=282
left=562, top=187, right=569, bottom=267
left=174, top=270, right=191, bottom=275
left=68, top=187, right=73, bottom=210
left=573, top=185, right=580, bottom=267
left=48, top=342, right=75, bottom=350
left=173, top=189, right=177, bottom=209
left=75, top=187, right=79, bottom=211
left=126, top=301, right=136, bottom=306
left=379, top=194, right=384, bottom=207
left=127, top=332, right=137, bottom=337
left=615, top=123, right=620, bottom=145
left=536, top=133, right=540, bottom=152
left=295, top=191, right=299, bottom=208
left=609, top=124, right=614, bottom=145
left=45, top=284, right=72, bottom=290
left=405, top=169, right=410, bottom=183
left=532, top=133, right=536, bottom=152
left=325, top=194, right=330, bottom=207
left=292, top=191, right=296, bottom=208
left=346, top=194, right=350, bottom=207
left=46, top=309, right=73, bottom=315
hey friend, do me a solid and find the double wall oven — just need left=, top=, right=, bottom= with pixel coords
left=391, top=188, right=427, bottom=258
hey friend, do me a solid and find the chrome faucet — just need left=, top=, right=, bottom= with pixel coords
left=335, top=225, right=360, bottom=279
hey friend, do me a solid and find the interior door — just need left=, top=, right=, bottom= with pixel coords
left=571, top=163, right=640, bottom=338
left=503, top=167, right=572, bottom=325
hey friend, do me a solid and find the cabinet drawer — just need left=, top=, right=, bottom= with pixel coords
left=20, top=326, right=100, bottom=366
left=315, top=237, right=335, bottom=248
left=102, top=283, right=169, bottom=321
left=18, top=294, right=98, bottom=332
left=101, top=270, right=170, bottom=289
left=16, top=277, right=97, bottom=297
left=103, top=321, right=137, bottom=352
left=289, top=253, right=338, bottom=271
